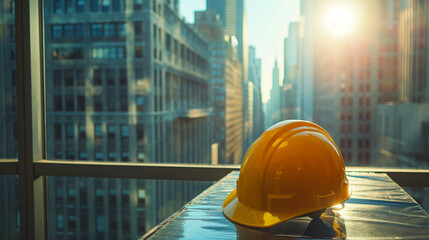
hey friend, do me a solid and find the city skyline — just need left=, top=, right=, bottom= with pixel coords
left=180, top=0, right=300, bottom=102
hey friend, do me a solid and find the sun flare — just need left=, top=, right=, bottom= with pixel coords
left=325, top=6, right=355, bottom=36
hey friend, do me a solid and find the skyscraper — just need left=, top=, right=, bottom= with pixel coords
left=43, top=0, right=212, bottom=238
left=268, top=59, right=281, bottom=126
left=194, top=10, right=243, bottom=164
left=378, top=0, right=429, bottom=168
left=248, top=46, right=264, bottom=140
left=282, top=22, right=300, bottom=120
left=308, top=0, right=400, bottom=165
left=206, top=0, right=247, bottom=82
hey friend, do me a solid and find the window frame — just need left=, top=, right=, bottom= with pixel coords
left=0, top=1, right=429, bottom=240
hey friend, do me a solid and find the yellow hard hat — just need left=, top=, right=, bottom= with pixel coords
left=223, top=120, right=351, bottom=228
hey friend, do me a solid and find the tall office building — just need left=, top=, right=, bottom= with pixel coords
left=268, top=59, right=281, bottom=126
left=248, top=46, right=264, bottom=140
left=297, top=0, right=315, bottom=121
left=194, top=10, right=243, bottom=164
left=0, top=2, right=19, bottom=239
left=206, top=0, right=247, bottom=82
left=310, top=0, right=400, bottom=165
left=40, top=0, right=212, bottom=239
left=378, top=0, right=429, bottom=167
left=398, top=0, right=429, bottom=103
left=206, top=0, right=248, bottom=155
left=282, top=22, right=300, bottom=120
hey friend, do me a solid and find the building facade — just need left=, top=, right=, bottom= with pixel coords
left=267, top=59, right=281, bottom=126
left=308, top=0, right=399, bottom=166
left=42, top=0, right=211, bottom=239
left=194, top=9, right=243, bottom=164
left=282, top=22, right=299, bottom=120
left=0, top=1, right=19, bottom=238
left=248, top=46, right=264, bottom=141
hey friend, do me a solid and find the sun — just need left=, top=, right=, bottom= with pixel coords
left=325, top=6, right=355, bottom=37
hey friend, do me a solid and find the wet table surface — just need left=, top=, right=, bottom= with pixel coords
left=141, top=172, right=429, bottom=239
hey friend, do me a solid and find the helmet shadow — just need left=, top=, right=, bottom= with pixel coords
left=234, top=208, right=346, bottom=239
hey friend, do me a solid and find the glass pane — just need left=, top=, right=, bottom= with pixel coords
left=44, top=0, right=214, bottom=165
left=0, top=0, right=17, bottom=159
left=47, top=176, right=211, bottom=239
left=0, top=175, right=19, bottom=239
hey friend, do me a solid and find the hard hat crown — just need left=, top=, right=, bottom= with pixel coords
left=223, top=120, right=351, bottom=228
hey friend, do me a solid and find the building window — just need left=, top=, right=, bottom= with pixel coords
left=122, top=189, right=130, bottom=206
left=120, top=93, right=128, bottom=111
left=96, top=188, right=104, bottom=205
left=117, top=23, right=126, bottom=36
left=76, top=69, right=85, bottom=86
left=91, top=23, right=102, bottom=37
left=93, top=95, right=102, bottom=111
left=54, top=124, right=62, bottom=141
left=121, top=152, right=129, bottom=162
left=96, top=216, right=104, bottom=232
left=104, top=23, right=115, bottom=36
left=121, top=125, right=129, bottom=138
left=134, top=0, right=143, bottom=10
left=112, top=0, right=121, bottom=11
left=79, top=124, right=86, bottom=141
left=101, top=0, right=110, bottom=12
left=54, top=95, right=62, bottom=111
left=79, top=152, right=87, bottom=160
left=107, top=94, right=115, bottom=111
left=106, top=68, right=115, bottom=85
left=95, top=151, right=103, bottom=160
left=365, top=139, right=370, bottom=148
left=137, top=189, right=146, bottom=207
left=76, top=0, right=85, bottom=12
left=135, top=46, right=143, bottom=58
left=120, top=68, right=127, bottom=85
left=65, top=95, right=74, bottom=111
left=64, top=69, right=74, bottom=86
left=57, top=215, right=65, bottom=230
left=92, top=46, right=126, bottom=59
left=52, top=47, right=84, bottom=59
left=108, top=152, right=116, bottom=161
left=109, top=188, right=117, bottom=205
left=136, top=96, right=144, bottom=112
left=53, top=70, right=62, bottom=86
left=93, top=68, right=102, bottom=85
left=91, top=0, right=99, bottom=12
left=52, top=25, right=63, bottom=38
left=66, top=124, right=74, bottom=140
left=134, top=22, right=142, bottom=36
left=135, top=68, right=143, bottom=85
left=108, top=124, right=116, bottom=140
left=75, top=24, right=84, bottom=37
left=95, top=124, right=103, bottom=142
left=165, top=33, right=171, bottom=51
left=137, top=152, right=145, bottom=162
left=65, top=0, right=73, bottom=13
left=137, top=124, right=144, bottom=142
left=54, top=0, right=63, bottom=13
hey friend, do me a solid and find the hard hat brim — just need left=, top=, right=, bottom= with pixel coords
left=222, top=187, right=352, bottom=228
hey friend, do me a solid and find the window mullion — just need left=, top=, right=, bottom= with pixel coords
left=15, top=0, right=46, bottom=239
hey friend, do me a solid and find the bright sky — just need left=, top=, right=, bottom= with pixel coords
left=180, top=0, right=301, bottom=102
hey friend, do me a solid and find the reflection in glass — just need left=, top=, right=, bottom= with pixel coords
left=47, top=177, right=210, bottom=239
left=0, top=176, right=19, bottom=239
left=0, top=1, right=18, bottom=237
left=0, top=0, right=17, bottom=159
